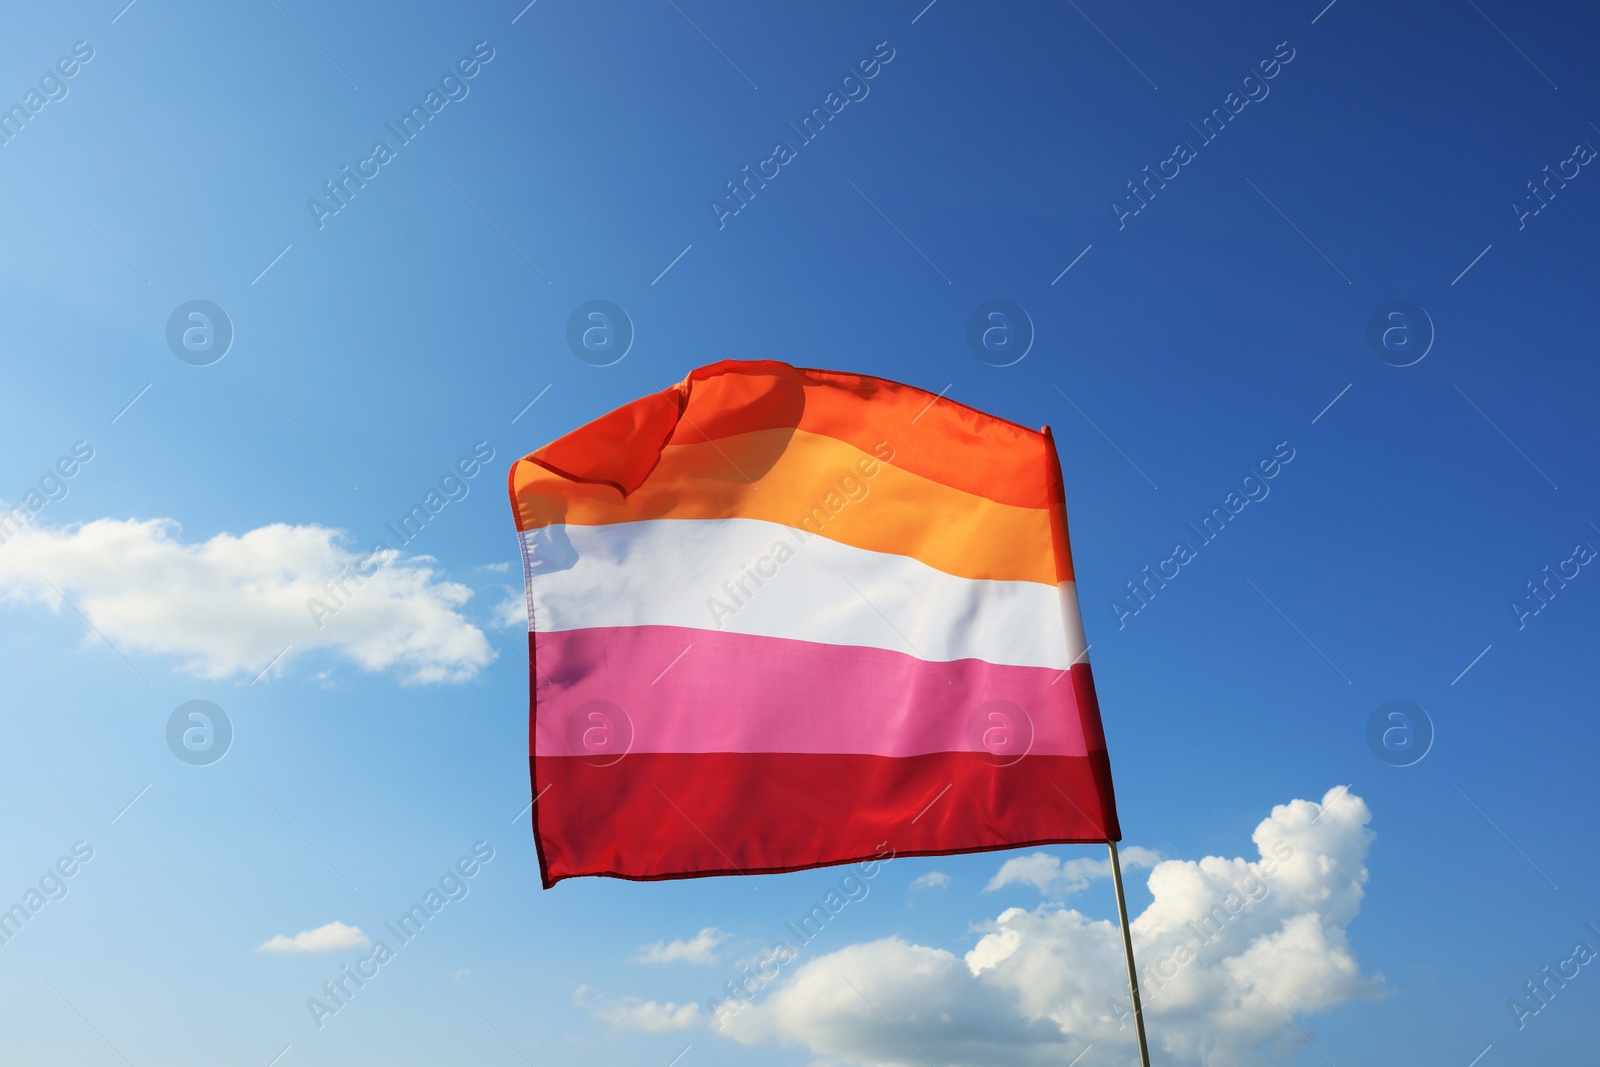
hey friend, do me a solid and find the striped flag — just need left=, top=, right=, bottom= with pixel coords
left=509, top=360, right=1120, bottom=887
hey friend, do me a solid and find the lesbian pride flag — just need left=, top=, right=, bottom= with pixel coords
left=510, top=360, right=1120, bottom=887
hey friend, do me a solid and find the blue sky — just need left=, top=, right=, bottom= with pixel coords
left=1, top=0, right=1597, bottom=1064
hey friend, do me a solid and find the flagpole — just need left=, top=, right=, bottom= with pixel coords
left=1108, top=842, right=1153, bottom=1067
left=1040, top=423, right=1151, bottom=1062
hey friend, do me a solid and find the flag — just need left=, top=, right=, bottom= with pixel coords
left=509, top=360, right=1120, bottom=887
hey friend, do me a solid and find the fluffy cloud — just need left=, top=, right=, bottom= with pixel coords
left=258, top=921, right=369, bottom=954
left=637, top=927, right=729, bottom=966
left=984, top=846, right=1162, bottom=895
left=911, top=872, right=951, bottom=891
left=721, top=937, right=1067, bottom=1066
left=492, top=588, right=529, bottom=631
left=709, top=786, right=1381, bottom=1067
left=0, top=518, right=495, bottom=683
left=574, top=985, right=702, bottom=1031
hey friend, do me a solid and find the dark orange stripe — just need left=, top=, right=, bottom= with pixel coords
left=519, top=360, right=1056, bottom=513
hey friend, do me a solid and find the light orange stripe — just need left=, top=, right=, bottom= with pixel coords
left=512, top=427, right=1066, bottom=584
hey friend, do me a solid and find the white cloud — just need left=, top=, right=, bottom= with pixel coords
left=985, top=846, right=1162, bottom=896
left=637, top=927, right=728, bottom=966
left=0, top=518, right=495, bottom=683
left=723, top=937, right=1065, bottom=1066
left=258, top=921, right=369, bottom=954
left=492, top=588, right=529, bottom=631
left=709, top=786, right=1382, bottom=1067
left=575, top=985, right=702, bottom=1031
left=911, top=872, right=951, bottom=891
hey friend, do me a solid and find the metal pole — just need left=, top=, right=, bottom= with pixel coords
left=1108, top=842, right=1153, bottom=1067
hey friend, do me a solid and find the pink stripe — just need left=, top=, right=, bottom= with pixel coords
left=534, top=625, right=1091, bottom=758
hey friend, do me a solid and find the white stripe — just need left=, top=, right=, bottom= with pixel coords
left=1059, top=582, right=1088, bottom=664
left=521, top=518, right=1087, bottom=670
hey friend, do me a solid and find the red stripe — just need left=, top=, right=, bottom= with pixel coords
left=534, top=625, right=1095, bottom=757
left=530, top=751, right=1120, bottom=887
